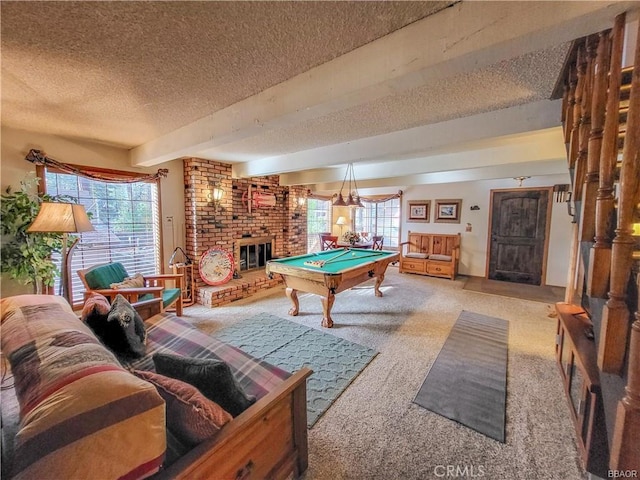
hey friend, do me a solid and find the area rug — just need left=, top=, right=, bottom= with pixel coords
left=413, top=310, right=509, bottom=442
left=213, top=313, right=377, bottom=427
left=463, top=276, right=565, bottom=304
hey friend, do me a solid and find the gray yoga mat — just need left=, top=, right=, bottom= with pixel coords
left=414, top=310, right=509, bottom=442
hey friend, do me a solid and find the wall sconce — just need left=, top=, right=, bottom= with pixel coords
left=212, top=187, right=224, bottom=203
left=633, top=223, right=640, bottom=236
left=294, top=193, right=306, bottom=211
left=207, top=185, right=224, bottom=207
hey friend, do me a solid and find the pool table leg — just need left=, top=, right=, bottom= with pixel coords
left=286, top=288, right=299, bottom=316
left=321, top=293, right=335, bottom=328
left=374, top=273, right=385, bottom=297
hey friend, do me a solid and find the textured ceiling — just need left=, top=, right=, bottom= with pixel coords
left=1, top=1, right=453, bottom=147
left=218, top=43, right=570, bottom=160
left=1, top=1, right=633, bottom=188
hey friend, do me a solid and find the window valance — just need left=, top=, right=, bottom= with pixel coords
left=25, top=149, right=168, bottom=183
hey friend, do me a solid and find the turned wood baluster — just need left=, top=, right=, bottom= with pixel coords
left=565, top=45, right=587, bottom=303
left=610, top=271, right=640, bottom=470
left=574, top=37, right=597, bottom=201
left=600, top=21, right=640, bottom=374
left=590, top=14, right=626, bottom=299
left=568, top=46, right=586, bottom=171
left=564, top=66, right=577, bottom=154
left=562, top=81, right=569, bottom=134
left=580, top=33, right=608, bottom=244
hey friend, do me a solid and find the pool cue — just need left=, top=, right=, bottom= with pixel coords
left=326, top=251, right=387, bottom=263
left=320, top=249, right=351, bottom=266
left=304, top=248, right=350, bottom=267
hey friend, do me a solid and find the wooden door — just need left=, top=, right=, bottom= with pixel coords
left=488, top=188, right=552, bottom=285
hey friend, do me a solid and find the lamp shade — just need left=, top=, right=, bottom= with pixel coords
left=333, top=193, right=347, bottom=207
left=27, top=202, right=94, bottom=233
left=212, top=187, right=224, bottom=202
left=336, top=216, right=348, bottom=226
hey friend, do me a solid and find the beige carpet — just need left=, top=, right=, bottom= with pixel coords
left=463, top=275, right=566, bottom=304
left=182, top=267, right=585, bottom=480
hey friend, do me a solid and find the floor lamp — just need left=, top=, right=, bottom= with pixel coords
left=336, top=216, right=348, bottom=236
left=28, top=202, right=94, bottom=303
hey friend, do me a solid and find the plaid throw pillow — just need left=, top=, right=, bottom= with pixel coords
left=133, top=370, right=232, bottom=446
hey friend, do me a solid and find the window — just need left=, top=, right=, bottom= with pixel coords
left=306, top=198, right=333, bottom=252
left=354, top=197, right=400, bottom=248
left=45, top=170, right=161, bottom=304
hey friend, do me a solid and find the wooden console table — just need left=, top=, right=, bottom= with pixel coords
left=555, top=302, right=609, bottom=478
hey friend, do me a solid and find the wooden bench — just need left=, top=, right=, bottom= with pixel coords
left=399, top=232, right=460, bottom=280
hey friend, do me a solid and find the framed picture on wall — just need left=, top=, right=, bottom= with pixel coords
left=407, top=200, right=430, bottom=222
left=434, top=199, right=462, bottom=223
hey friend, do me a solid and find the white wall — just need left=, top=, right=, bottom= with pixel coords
left=1, top=126, right=186, bottom=295
left=401, top=174, right=573, bottom=286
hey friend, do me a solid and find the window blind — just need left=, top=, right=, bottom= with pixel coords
left=306, top=198, right=333, bottom=252
left=45, top=170, right=161, bottom=304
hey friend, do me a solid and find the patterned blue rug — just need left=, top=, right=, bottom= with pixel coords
left=213, top=314, right=377, bottom=427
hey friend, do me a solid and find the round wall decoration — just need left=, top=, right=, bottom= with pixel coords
left=199, top=248, right=235, bottom=286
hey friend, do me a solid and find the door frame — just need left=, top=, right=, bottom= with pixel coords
left=485, top=186, right=553, bottom=285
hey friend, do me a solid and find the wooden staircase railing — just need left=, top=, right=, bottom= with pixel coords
left=558, top=10, right=640, bottom=474
left=600, top=21, right=640, bottom=376
left=589, top=15, right=625, bottom=299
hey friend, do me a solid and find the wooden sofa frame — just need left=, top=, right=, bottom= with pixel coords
left=399, top=232, right=461, bottom=280
left=134, top=299, right=313, bottom=480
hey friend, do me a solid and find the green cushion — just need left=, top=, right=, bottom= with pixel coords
left=85, top=263, right=180, bottom=309
left=84, top=263, right=129, bottom=289
left=162, top=288, right=181, bottom=308
left=139, top=288, right=180, bottom=308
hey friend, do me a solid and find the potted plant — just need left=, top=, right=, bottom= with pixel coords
left=1, top=175, right=72, bottom=294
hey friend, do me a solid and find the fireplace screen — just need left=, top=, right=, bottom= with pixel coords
left=237, top=237, right=273, bottom=272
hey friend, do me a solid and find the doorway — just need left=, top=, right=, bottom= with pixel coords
left=487, top=187, right=552, bottom=286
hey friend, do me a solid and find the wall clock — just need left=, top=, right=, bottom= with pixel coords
left=199, top=248, right=234, bottom=286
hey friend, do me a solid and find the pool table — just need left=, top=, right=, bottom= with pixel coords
left=265, top=248, right=399, bottom=328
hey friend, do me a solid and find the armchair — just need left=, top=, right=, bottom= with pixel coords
left=78, top=262, right=184, bottom=315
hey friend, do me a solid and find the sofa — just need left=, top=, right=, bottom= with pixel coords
left=0, top=294, right=311, bottom=480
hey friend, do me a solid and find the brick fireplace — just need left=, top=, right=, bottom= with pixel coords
left=183, top=158, right=307, bottom=307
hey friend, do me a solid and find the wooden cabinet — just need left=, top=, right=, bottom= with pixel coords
left=400, top=259, right=426, bottom=273
left=555, top=302, right=609, bottom=478
left=427, top=263, right=452, bottom=277
left=399, top=232, right=460, bottom=280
